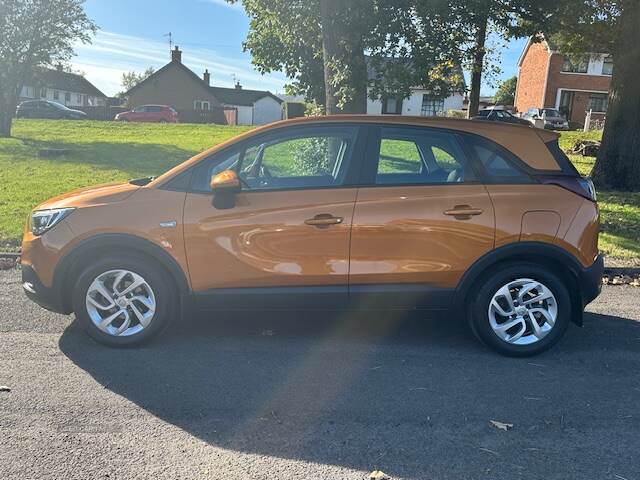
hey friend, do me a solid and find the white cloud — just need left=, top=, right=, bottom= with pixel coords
left=71, top=30, right=287, bottom=96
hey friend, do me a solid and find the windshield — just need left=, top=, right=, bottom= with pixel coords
left=543, top=109, right=562, bottom=117
left=49, top=101, right=71, bottom=111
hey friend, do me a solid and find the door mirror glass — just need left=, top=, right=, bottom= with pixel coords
left=210, top=169, right=241, bottom=193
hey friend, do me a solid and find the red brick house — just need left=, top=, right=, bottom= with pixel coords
left=515, top=37, right=612, bottom=125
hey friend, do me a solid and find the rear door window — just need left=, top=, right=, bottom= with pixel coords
left=373, top=127, right=474, bottom=185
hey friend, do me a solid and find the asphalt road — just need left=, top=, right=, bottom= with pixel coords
left=1, top=268, right=639, bottom=480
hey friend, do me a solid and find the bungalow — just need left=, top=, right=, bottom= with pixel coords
left=366, top=58, right=465, bottom=116
left=126, top=47, right=282, bottom=125
left=19, top=66, right=107, bottom=107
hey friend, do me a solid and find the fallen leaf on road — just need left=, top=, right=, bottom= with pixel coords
left=0, top=386, right=10, bottom=392
left=478, top=447, right=499, bottom=456
left=490, top=420, right=513, bottom=431
left=369, top=471, right=390, bottom=480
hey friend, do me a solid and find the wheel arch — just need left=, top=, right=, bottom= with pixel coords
left=454, top=242, right=585, bottom=326
left=54, top=233, right=190, bottom=312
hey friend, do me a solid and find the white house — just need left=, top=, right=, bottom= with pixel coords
left=367, top=89, right=465, bottom=116
left=366, top=58, right=465, bottom=116
left=19, top=66, right=107, bottom=107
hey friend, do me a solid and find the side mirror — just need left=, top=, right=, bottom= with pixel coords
left=211, top=169, right=241, bottom=193
left=210, top=170, right=240, bottom=209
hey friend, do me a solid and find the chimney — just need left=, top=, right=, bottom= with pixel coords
left=203, top=69, right=210, bottom=86
left=171, top=46, right=182, bottom=63
left=235, top=81, right=242, bottom=90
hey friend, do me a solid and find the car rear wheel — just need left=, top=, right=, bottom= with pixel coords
left=72, top=254, right=176, bottom=347
left=468, top=263, right=571, bottom=357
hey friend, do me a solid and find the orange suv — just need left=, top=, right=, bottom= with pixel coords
left=21, top=116, right=603, bottom=356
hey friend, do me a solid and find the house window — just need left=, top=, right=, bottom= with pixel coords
left=65, top=92, right=71, bottom=103
left=40, top=88, right=47, bottom=98
left=53, top=90, right=59, bottom=100
left=602, top=56, right=614, bottom=75
left=561, top=56, right=589, bottom=73
left=381, top=97, right=402, bottom=114
left=421, top=95, right=445, bottom=116
left=77, top=93, right=82, bottom=103
left=588, top=93, right=609, bottom=113
left=194, top=100, right=211, bottom=111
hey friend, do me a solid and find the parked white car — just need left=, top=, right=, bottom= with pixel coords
left=522, top=108, right=570, bottom=130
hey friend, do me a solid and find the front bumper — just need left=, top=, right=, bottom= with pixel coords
left=579, top=254, right=604, bottom=307
left=21, top=264, right=71, bottom=314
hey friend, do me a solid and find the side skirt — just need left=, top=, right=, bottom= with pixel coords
left=192, top=284, right=453, bottom=312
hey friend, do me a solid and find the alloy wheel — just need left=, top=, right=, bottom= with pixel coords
left=488, top=278, right=558, bottom=346
left=85, top=269, right=156, bottom=337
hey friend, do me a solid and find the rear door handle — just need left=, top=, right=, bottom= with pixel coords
left=443, top=205, right=484, bottom=219
left=305, top=214, right=344, bottom=227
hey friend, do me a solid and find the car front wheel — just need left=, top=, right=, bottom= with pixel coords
left=469, top=263, right=571, bottom=357
left=72, top=254, right=176, bottom=347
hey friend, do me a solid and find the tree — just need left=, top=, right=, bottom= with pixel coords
left=0, top=0, right=96, bottom=137
left=412, top=0, right=557, bottom=117
left=494, top=76, right=517, bottom=105
left=549, top=0, right=639, bottom=190
left=230, top=0, right=420, bottom=114
left=120, top=67, right=155, bottom=95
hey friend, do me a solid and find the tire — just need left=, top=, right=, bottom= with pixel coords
left=468, top=263, right=571, bottom=357
left=71, top=254, right=176, bottom=347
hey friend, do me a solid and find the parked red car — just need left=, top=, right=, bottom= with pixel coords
left=115, top=105, right=178, bottom=123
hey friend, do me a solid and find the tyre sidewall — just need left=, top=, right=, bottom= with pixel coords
left=72, top=255, right=175, bottom=347
left=471, top=263, right=571, bottom=357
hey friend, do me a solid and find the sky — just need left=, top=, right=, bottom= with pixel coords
left=73, top=0, right=526, bottom=98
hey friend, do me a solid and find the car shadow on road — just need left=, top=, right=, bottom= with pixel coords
left=59, top=310, right=640, bottom=479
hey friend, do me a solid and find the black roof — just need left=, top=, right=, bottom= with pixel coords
left=209, top=86, right=282, bottom=106
left=126, top=60, right=281, bottom=106
left=30, top=68, right=106, bottom=98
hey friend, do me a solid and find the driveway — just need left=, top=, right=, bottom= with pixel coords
left=1, top=268, right=639, bottom=480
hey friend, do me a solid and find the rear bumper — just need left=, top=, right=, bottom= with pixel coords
left=21, top=264, right=71, bottom=315
left=579, top=254, right=604, bottom=307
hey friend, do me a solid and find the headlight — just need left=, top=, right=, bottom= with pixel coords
left=29, top=208, right=75, bottom=236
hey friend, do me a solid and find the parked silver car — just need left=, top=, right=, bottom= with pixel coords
left=522, top=108, right=570, bottom=130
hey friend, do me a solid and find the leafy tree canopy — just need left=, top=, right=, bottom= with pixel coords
left=0, top=0, right=96, bottom=136
left=494, top=76, right=517, bottom=105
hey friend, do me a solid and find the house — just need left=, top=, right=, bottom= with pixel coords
left=462, top=95, right=500, bottom=112
left=515, top=36, right=612, bottom=125
left=19, top=66, right=107, bottom=107
left=366, top=58, right=465, bottom=117
left=126, top=47, right=282, bottom=125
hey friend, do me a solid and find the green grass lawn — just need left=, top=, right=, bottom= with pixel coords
left=1, top=119, right=638, bottom=262
left=0, top=120, right=251, bottom=248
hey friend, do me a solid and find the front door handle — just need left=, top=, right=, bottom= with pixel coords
left=304, top=214, right=344, bottom=227
left=443, top=205, right=484, bottom=219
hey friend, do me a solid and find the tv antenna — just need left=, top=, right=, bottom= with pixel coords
left=163, top=32, right=173, bottom=54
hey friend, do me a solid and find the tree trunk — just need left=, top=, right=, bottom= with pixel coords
left=467, top=16, right=488, bottom=119
left=0, top=97, right=15, bottom=137
left=319, top=0, right=367, bottom=115
left=591, top=1, right=640, bottom=190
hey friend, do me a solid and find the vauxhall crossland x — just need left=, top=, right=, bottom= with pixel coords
left=21, top=116, right=603, bottom=356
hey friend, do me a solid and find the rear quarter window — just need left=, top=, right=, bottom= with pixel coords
left=466, top=136, right=533, bottom=183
